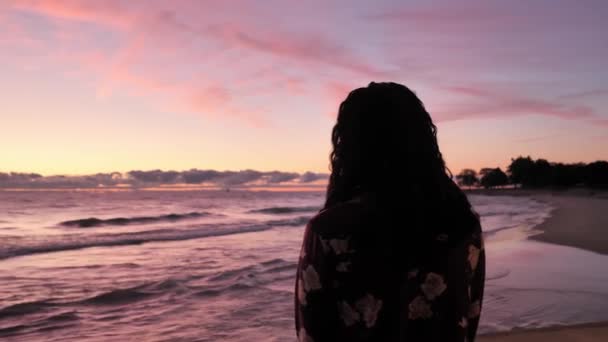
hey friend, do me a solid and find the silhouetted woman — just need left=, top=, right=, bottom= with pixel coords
left=295, top=82, right=485, bottom=341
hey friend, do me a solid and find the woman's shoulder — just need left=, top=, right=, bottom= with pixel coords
left=308, top=195, right=375, bottom=237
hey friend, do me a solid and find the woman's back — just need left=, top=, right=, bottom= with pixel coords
left=295, top=82, right=485, bottom=341
left=295, top=194, right=485, bottom=341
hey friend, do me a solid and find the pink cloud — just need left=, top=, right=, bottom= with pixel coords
left=7, top=0, right=384, bottom=125
left=5, top=0, right=607, bottom=130
left=559, top=89, right=608, bottom=100
left=13, top=1, right=382, bottom=77
left=437, top=85, right=598, bottom=123
left=367, top=5, right=516, bottom=32
left=590, top=119, right=608, bottom=128
left=11, top=0, right=132, bottom=28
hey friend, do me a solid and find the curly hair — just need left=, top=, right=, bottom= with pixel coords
left=325, top=82, right=470, bottom=221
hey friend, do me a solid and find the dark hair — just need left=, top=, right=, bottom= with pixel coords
left=325, top=82, right=473, bottom=234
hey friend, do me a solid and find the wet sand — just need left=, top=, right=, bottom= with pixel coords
left=478, top=190, right=608, bottom=341
left=531, top=194, right=608, bottom=255
left=479, top=322, right=608, bottom=341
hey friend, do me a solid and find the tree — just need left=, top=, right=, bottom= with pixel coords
left=455, top=169, right=479, bottom=189
left=534, top=159, right=552, bottom=187
left=552, top=163, right=585, bottom=187
left=508, top=156, right=554, bottom=187
left=585, top=161, right=608, bottom=188
left=507, top=156, right=535, bottom=187
left=480, top=168, right=509, bottom=189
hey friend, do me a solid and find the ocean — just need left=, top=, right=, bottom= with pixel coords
left=1, top=190, right=608, bottom=341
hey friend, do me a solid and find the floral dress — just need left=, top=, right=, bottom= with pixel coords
left=295, top=198, right=485, bottom=341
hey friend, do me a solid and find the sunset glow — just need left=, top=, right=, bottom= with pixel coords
left=1, top=0, right=607, bottom=177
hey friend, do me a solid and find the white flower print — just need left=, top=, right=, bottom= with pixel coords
left=320, top=239, right=331, bottom=254
left=355, top=294, right=383, bottom=328
left=298, top=328, right=314, bottom=342
left=299, top=244, right=307, bottom=260
left=459, top=317, right=468, bottom=328
left=408, top=295, right=432, bottom=320
left=421, top=272, right=447, bottom=300
left=338, top=301, right=360, bottom=326
left=302, top=265, right=322, bottom=292
left=468, top=245, right=480, bottom=272
left=468, top=300, right=481, bottom=318
left=297, top=277, right=307, bottom=306
left=329, top=238, right=350, bottom=255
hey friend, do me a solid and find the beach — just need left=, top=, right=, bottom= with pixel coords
left=2, top=189, right=608, bottom=341
left=531, top=193, right=608, bottom=255
left=480, top=322, right=608, bottom=341
left=479, top=190, right=608, bottom=341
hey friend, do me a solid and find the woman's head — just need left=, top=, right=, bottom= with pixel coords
left=325, top=82, right=454, bottom=209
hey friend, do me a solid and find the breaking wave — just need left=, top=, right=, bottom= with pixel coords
left=59, top=212, right=211, bottom=228
left=1, top=216, right=311, bottom=260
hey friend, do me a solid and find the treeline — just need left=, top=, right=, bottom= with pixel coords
left=456, top=156, right=608, bottom=189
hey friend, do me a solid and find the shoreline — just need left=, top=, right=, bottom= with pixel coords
left=468, top=188, right=608, bottom=255
left=476, top=188, right=608, bottom=340
left=479, top=321, right=608, bottom=341
left=529, top=194, right=608, bottom=255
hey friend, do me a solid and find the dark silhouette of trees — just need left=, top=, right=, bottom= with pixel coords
left=533, top=159, right=552, bottom=187
left=552, top=162, right=585, bottom=187
left=455, top=169, right=479, bottom=189
left=586, top=161, right=608, bottom=188
left=505, top=156, right=608, bottom=189
left=479, top=168, right=508, bottom=189
left=507, top=156, right=552, bottom=187
left=507, top=156, right=535, bottom=186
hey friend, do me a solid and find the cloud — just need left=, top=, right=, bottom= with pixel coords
left=128, top=170, right=180, bottom=183
left=6, top=0, right=384, bottom=127
left=0, top=172, right=122, bottom=188
left=264, top=171, right=300, bottom=184
left=299, top=172, right=329, bottom=183
left=435, top=85, right=600, bottom=124
left=3, top=0, right=606, bottom=131
left=180, top=170, right=222, bottom=184
left=0, top=169, right=329, bottom=189
left=10, top=0, right=132, bottom=28
left=590, top=119, right=608, bottom=127
left=219, top=170, right=263, bottom=186
left=559, top=89, right=608, bottom=100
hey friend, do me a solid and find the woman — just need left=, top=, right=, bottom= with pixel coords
left=295, top=82, right=485, bottom=341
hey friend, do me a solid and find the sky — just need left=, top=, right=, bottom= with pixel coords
left=1, top=0, right=607, bottom=181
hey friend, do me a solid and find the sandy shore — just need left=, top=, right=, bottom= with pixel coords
left=479, top=322, right=608, bottom=341
left=476, top=189, right=608, bottom=341
left=530, top=193, right=608, bottom=255
left=467, top=188, right=608, bottom=254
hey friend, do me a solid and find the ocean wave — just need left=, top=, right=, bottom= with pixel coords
left=0, top=310, right=79, bottom=337
left=266, top=216, right=310, bottom=227
left=486, top=268, right=511, bottom=281
left=82, top=287, right=154, bottom=306
left=248, top=206, right=319, bottom=215
left=0, top=216, right=311, bottom=260
left=59, top=211, right=211, bottom=228
left=0, top=300, right=56, bottom=319
left=0, top=278, right=191, bottom=323
left=195, top=283, right=254, bottom=297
